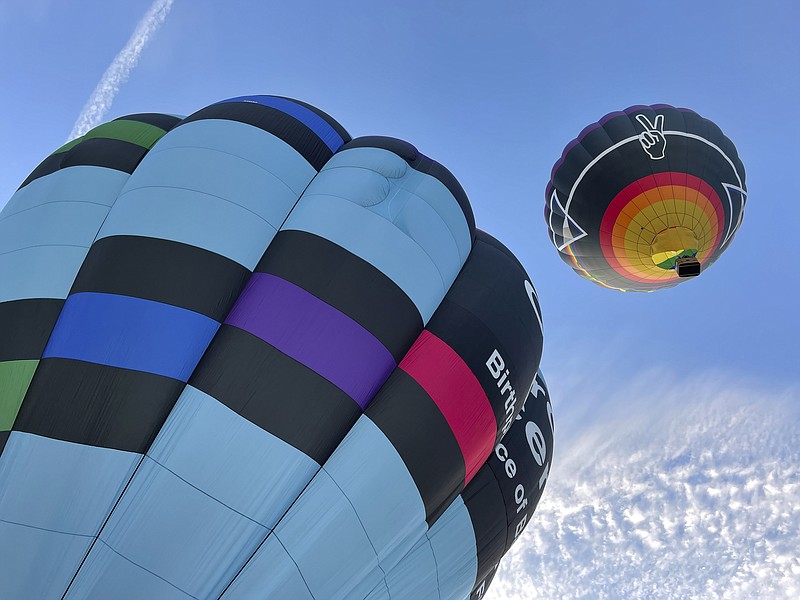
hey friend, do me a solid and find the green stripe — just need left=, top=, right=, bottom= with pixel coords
left=54, top=120, right=168, bottom=155
left=0, top=360, right=38, bottom=431
left=656, top=248, right=698, bottom=270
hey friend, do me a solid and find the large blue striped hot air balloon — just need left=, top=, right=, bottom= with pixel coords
left=0, top=95, right=551, bottom=599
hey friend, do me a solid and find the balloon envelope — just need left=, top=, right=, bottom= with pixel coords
left=0, top=96, right=546, bottom=599
left=545, top=104, right=747, bottom=291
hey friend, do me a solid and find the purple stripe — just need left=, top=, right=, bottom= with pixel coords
left=225, top=273, right=395, bottom=408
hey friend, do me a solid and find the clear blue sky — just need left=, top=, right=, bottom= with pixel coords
left=2, top=1, right=798, bottom=597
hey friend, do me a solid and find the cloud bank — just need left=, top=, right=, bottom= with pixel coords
left=486, top=369, right=800, bottom=599
left=68, top=0, right=173, bottom=140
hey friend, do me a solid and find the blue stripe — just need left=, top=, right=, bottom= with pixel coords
left=216, top=95, right=344, bottom=152
left=43, top=292, right=220, bottom=381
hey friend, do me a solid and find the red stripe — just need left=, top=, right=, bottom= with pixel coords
left=599, top=173, right=725, bottom=281
left=399, top=330, right=496, bottom=484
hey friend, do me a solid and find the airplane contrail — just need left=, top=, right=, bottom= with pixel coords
left=68, top=0, right=174, bottom=140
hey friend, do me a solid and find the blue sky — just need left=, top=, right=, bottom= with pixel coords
left=1, top=1, right=798, bottom=597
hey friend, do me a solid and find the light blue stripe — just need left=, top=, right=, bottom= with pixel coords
left=283, top=146, right=471, bottom=323
left=88, top=456, right=269, bottom=599
left=0, top=246, right=88, bottom=302
left=0, top=432, right=140, bottom=598
left=427, top=497, right=478, bottom=600
left=117, top=147, right=304, bottom=231
left=97, top=186, right=279, bottom=270
left=147, top=386, right=320, bottom=526
left=222, top=535, right=314, bottom=600
left=323, top=415, right=427, bottom=566
left=65, top=387, right=321, bottom=598
left=138, top=118, right=316, bottom=195
left=0, top=167, right=129, bottom=303
left=1, top=166, right=126, bottom=218
left=272, top=468, right=383, bottom=600
left=96, top=118, right=319, bottom=269
left=320, top=147, right=472, bottom=262
left=379, top=537, right=440, bottom=599
left=364, top=584, right=393, bottom=600
left=0, top=432, right=140, bottom=532
left=0, top=200, right=109, bottom=256
left=43, top=292, right=220, bottom=382
left=242, top=416, right=425, bottom=599
left=64, top=541, right=195, bottom=600
left=0, top=520, right=94, bottom=600
left=399, top=166, right=472, bottom=262
left=367, top=497, right=478, bottom=600
left=216, top=95, right=345, bottom=152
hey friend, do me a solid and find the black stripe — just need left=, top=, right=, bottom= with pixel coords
left=465, top=376, right=555, bottom=586
left=470, top=566, right=498, bottom=600
left=500, top=378, right=554, bottom=554
left=343, top=136, right=476, bottom=239
left=19, top=138, right=149, bottom=189
left=179, top=102, right=336, bottom=171
left=366, top=369, right=465, bottom=525
left=462, top=466, right=507, bottom=586
left=0, top=430, right=9, bottom=454
left=255, top=230, right=422, bottom=362
left=114, top=113, right=183, bottom=130
left=190, top=325, right=360, bottom=464
left=426, top=232, right=543, bottom=437
left=0, top=299, right=64, bottom=361
left=71, top=236, right=251, bottom=321
left=275, top=97, right=352, bottom=147
left=14, top=358, right=184, bottom=452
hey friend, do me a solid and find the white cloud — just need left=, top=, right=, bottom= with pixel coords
left=486, top=368, right=800, bottom=600
left=68, top=0, right=173, bottom=140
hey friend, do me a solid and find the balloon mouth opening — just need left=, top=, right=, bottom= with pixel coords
left=650, top=227, right=699, bottom=271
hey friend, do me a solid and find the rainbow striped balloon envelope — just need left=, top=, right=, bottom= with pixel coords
left=545, top=104, right=747, bottom=292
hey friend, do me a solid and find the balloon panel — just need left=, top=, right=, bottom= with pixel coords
left=360, top=371, right=554, bottom=600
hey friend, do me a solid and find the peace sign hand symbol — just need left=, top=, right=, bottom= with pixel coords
left=636, top=113, right=667, bottom=160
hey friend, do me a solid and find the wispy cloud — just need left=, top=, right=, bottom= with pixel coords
left=486, top=367, right=800, bottom=599
left=68, top=0, right=174, bottom=140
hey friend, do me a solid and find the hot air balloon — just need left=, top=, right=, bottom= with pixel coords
left=0, top=95, right=546, bottom=599
left=545, top=104, right=747, bottom=291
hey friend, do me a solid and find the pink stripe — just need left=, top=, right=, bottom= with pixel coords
left=399, top=330, right=496, bottom=484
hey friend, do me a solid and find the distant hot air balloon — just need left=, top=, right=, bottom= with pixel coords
left=0, top=96, right=546, bottom=599
left=545, top=104, right=747, bottom=291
